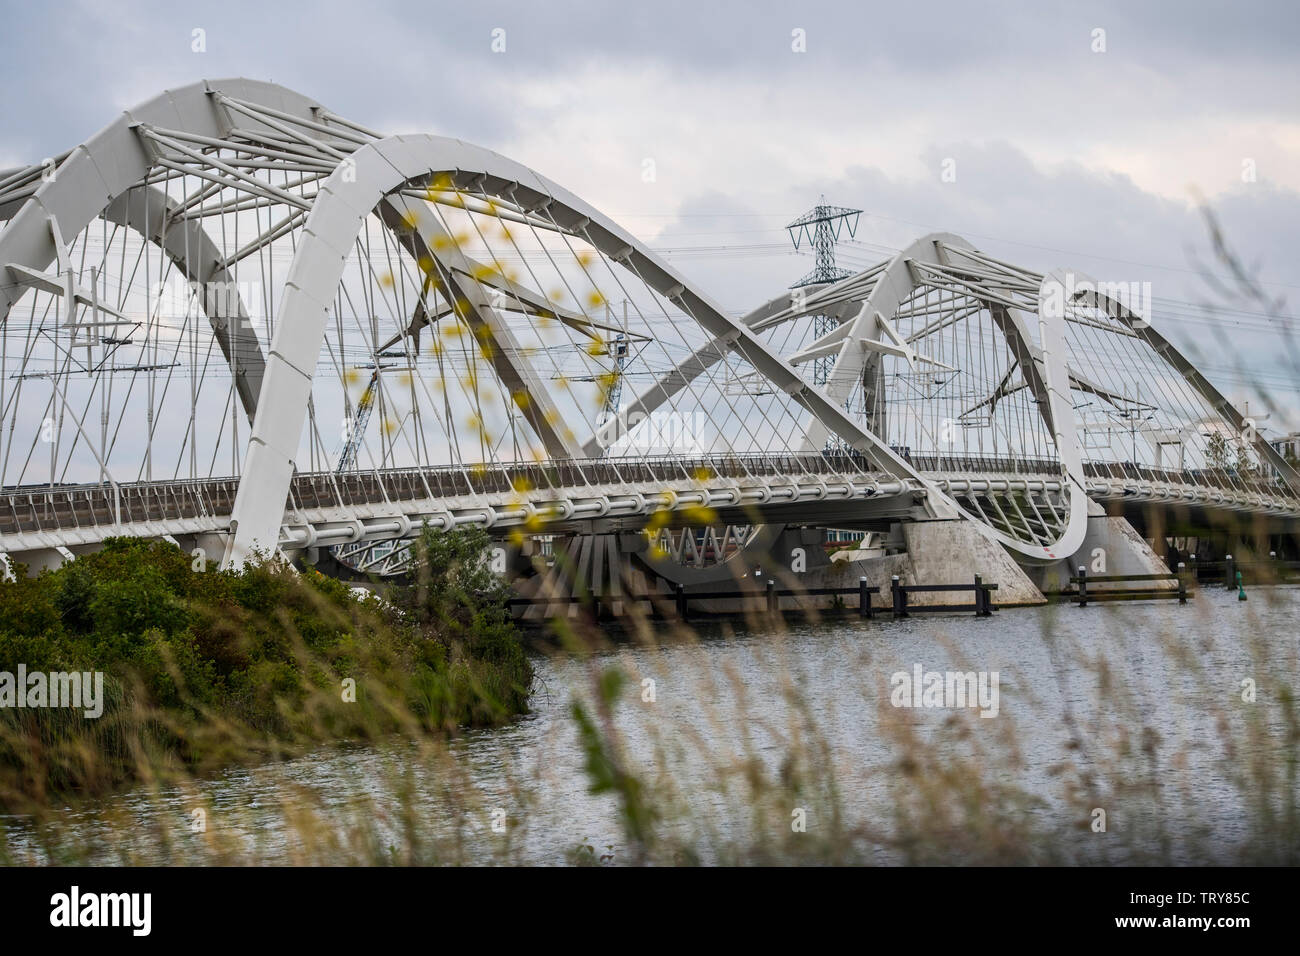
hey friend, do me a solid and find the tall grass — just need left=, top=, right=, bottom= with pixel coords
left=1, top=574, right=1295, bottom=866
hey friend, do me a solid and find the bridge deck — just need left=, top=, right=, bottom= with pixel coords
left=0, top=452, right=1295, bottom=550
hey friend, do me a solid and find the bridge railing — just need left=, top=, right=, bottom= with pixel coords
left=4, top=449, right=1297, bottom=542
left=1081, top=460, right=1298, bottom=501
left=286, top=452, right=890, bottom=512
left=0, top=477, right=242, bottom=538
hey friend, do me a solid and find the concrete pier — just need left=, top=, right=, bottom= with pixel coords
left=1026, top=513, right=1174, bottom=594
left=508, top=519, right=1049, bottom=618
left=670, top=520, right=1046, bottom=612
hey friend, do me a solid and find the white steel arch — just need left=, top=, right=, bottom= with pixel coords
left=0, top=80, right=334, bottom=319
left=584, top=232, right=1091, bottom=564
left=225, top=133, right=956, bottom=564
left=0, top=80, right=357, bottom=430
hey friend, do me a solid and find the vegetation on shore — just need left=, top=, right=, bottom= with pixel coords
left=0, top=528, right=533, bottom=810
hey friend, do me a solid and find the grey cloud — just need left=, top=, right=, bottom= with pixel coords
left=1, top=0, right=1295, bottom=423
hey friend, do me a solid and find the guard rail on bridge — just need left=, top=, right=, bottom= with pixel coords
left=2, top=452, right=1296, bottom=551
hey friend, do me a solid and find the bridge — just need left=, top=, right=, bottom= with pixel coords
left=1, top=79, right=1296, bottom=600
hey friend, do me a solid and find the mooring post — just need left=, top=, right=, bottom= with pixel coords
left=1177, top=561, right=1187, bottom=604
left=675, top=582, right=686, bottom=620
left=1225, top=554, right=1234, bottom=589
left=974, top=573, right=987, bottom=616
left=1077, top=566, right=1088, bottom=607
left=891, top=575, right=906, bottom=618
left=858, top=576, right=872, bottom=619
left=766, top=577, right=777, bottom=616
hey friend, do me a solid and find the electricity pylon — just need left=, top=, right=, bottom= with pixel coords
left=786, top=197, right=862, bottom=386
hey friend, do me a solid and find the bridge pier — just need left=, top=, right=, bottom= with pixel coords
left=895, top=519, right=1046, bottom=607
left=1024, top=507, right=1174, bottom=595
left=650, top=520, right=1045, bottom=613
left=1, top=546, right=74, bottom=575
left=174, top=533, right=232, bottom=571
left=511, top=532, right=657, bottom=623
left=504, top=519, right=1050, bottom=620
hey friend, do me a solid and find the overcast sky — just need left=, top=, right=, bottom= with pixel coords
left=3, top=0, right=1298, bottom=428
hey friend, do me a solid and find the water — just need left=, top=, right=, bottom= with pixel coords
left=4, top=586, right=1297, bottom=865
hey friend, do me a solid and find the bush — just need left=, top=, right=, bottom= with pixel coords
left=0, top=532, right=533, bottom=807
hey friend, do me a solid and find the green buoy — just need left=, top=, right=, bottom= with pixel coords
left=1236, top=570, right=1247, bottom=601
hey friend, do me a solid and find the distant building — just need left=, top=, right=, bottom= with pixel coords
left=1269, top=432, right=1300, bottom=462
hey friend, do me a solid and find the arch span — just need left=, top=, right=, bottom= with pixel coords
left=225, top=133, right=952, bottom=564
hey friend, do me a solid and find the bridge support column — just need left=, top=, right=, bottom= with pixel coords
left=173, top=533, right=231, bottom=571
left=708, top=520, right=1045, bottom=610
left=1025, top=508, right=1173, bottom=595
left=512, top=532, right=652, bottom=623
left=898, top=519, right=1046, bottom=607
left=2, top=547, right=75, bottom=576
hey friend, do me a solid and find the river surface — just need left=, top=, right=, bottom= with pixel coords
left=4, top=586, right=1297, bottom=865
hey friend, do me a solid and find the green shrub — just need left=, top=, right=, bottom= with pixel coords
left=0, top=532, right=533, bottom=807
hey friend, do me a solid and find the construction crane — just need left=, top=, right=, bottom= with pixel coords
left=602, top=331, right=629, bottom=423
left=559, top=301, right=637, bottom=430
left=602, top=300, right=632, bottom=424
left=336, top=369, right=380, bottom=473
